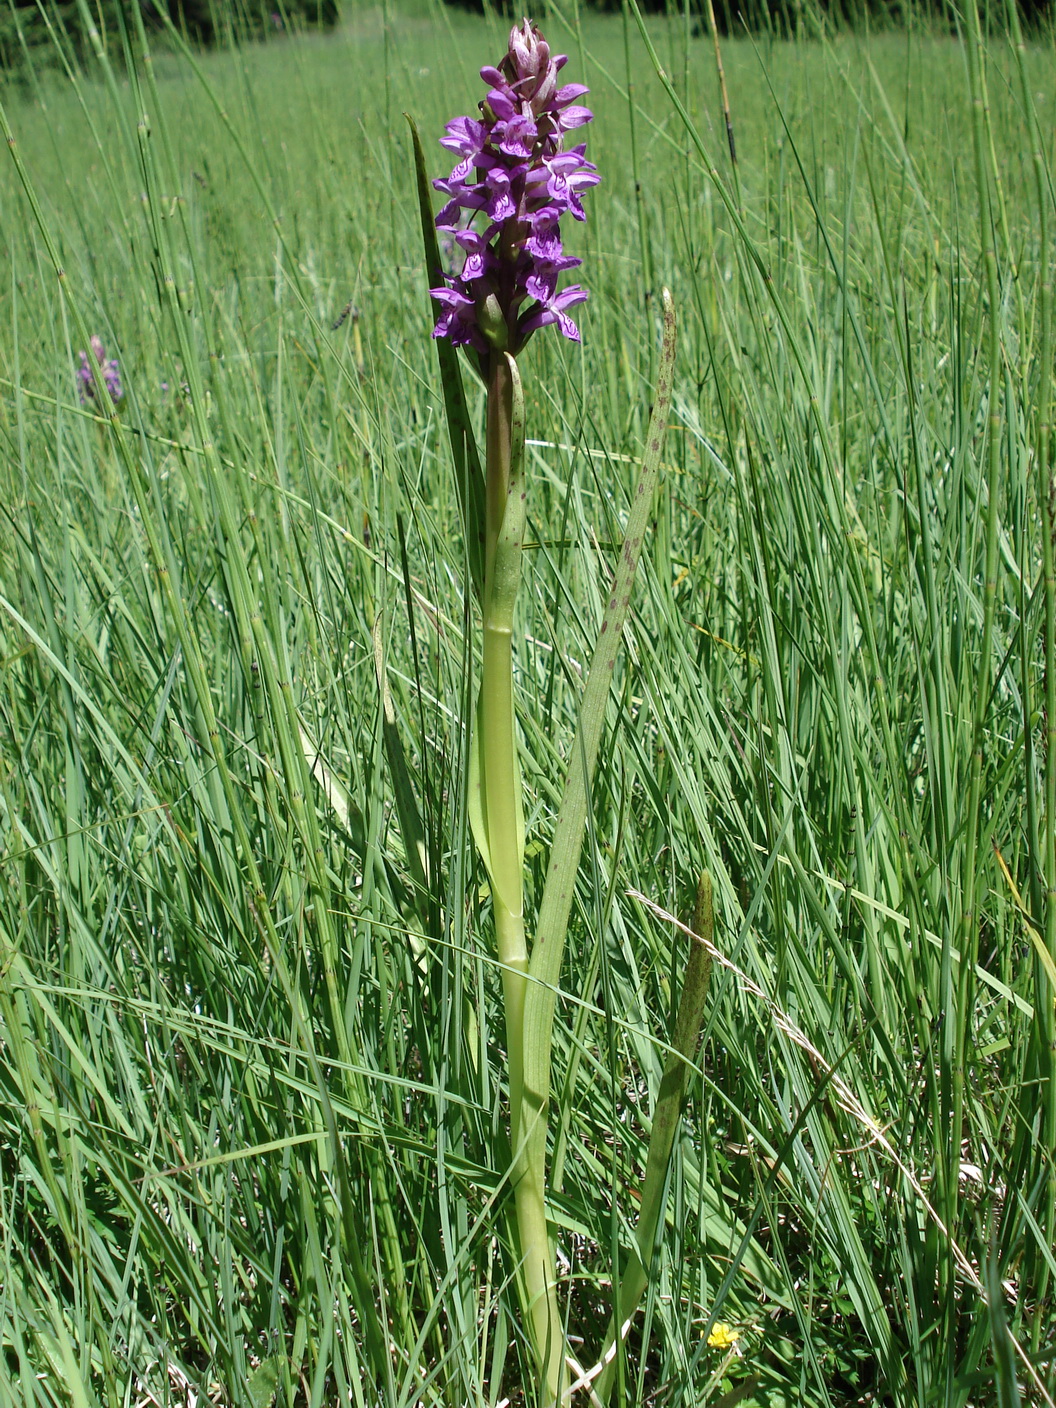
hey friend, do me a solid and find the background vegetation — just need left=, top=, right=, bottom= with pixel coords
left=0, top=0, right=339, bottom=79
left=0, top=1, right=1054, bottom=1404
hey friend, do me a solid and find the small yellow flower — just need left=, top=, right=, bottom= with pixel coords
left=706, top=1323, right=741, bottom=1350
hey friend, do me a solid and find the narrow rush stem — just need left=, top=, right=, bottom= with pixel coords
left=621, top=1, right=653, bottom=304
left=1004, top=0, right=1056, bottom=1304
left=958, top=0, right=1005, bottom=1333
left=592, top=872, right=713, bottom=1404
left=1040, top=192, right=1056, bottom=1323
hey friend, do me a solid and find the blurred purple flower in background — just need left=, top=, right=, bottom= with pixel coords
left=430, top=19, right=599, bottom=358
left=78, top=335, right=123, bottom=404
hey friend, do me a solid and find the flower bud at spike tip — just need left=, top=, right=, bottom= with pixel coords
left=429, top=18, right=598, bottom=364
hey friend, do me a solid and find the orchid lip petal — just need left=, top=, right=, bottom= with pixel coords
left=557, top=106, right=593, bottom=130
left=555, top=310, right=581, bottom=340
left=430, top=285, right=475, bottom=308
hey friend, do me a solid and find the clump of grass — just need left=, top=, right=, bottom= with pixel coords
left=0, top=2, right=1053, bottom=1405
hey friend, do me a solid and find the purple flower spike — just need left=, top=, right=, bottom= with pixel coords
left=78, top=334, right=123, bottom=404
left=429, top=18, right=597, bottom=364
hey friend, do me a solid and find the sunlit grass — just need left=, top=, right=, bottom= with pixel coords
left=0, top=3, right=1053, bottom=1404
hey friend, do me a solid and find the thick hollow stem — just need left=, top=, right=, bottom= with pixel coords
left=485, top=356, right=514, bottom=593
left=476, top=353, right=566, bottom=1404
left=481, top=621, right=523, bottom=917
left=510, top=1057, right=567, bottom=1407
left=498, top=897, right=565, bottom=1406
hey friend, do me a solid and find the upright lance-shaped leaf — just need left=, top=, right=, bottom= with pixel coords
left=522, top=289, right=677, bottom=1089
left=407, top=113, right=486, bottom=602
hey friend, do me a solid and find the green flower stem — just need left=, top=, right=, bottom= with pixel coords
left=480, top=353, right=528, bottom=1048
left=473, top=352, right=566, bottom=1404
left=481, top=356, right=525, bottom=917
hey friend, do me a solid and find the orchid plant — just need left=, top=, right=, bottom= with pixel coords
left=77, top=334, right=123, bottom=404
left=428, top=28, right=599, bottom=1398
left=410, top=21, right=701, bottom=1404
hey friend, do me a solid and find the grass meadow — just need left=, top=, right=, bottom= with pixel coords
left=1, top=2, right=1055, bottom=1403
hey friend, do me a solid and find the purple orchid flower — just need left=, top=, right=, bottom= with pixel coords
left=429, top=18, right=599, bottom=363
left=77, top=335, right=123, bottom=404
